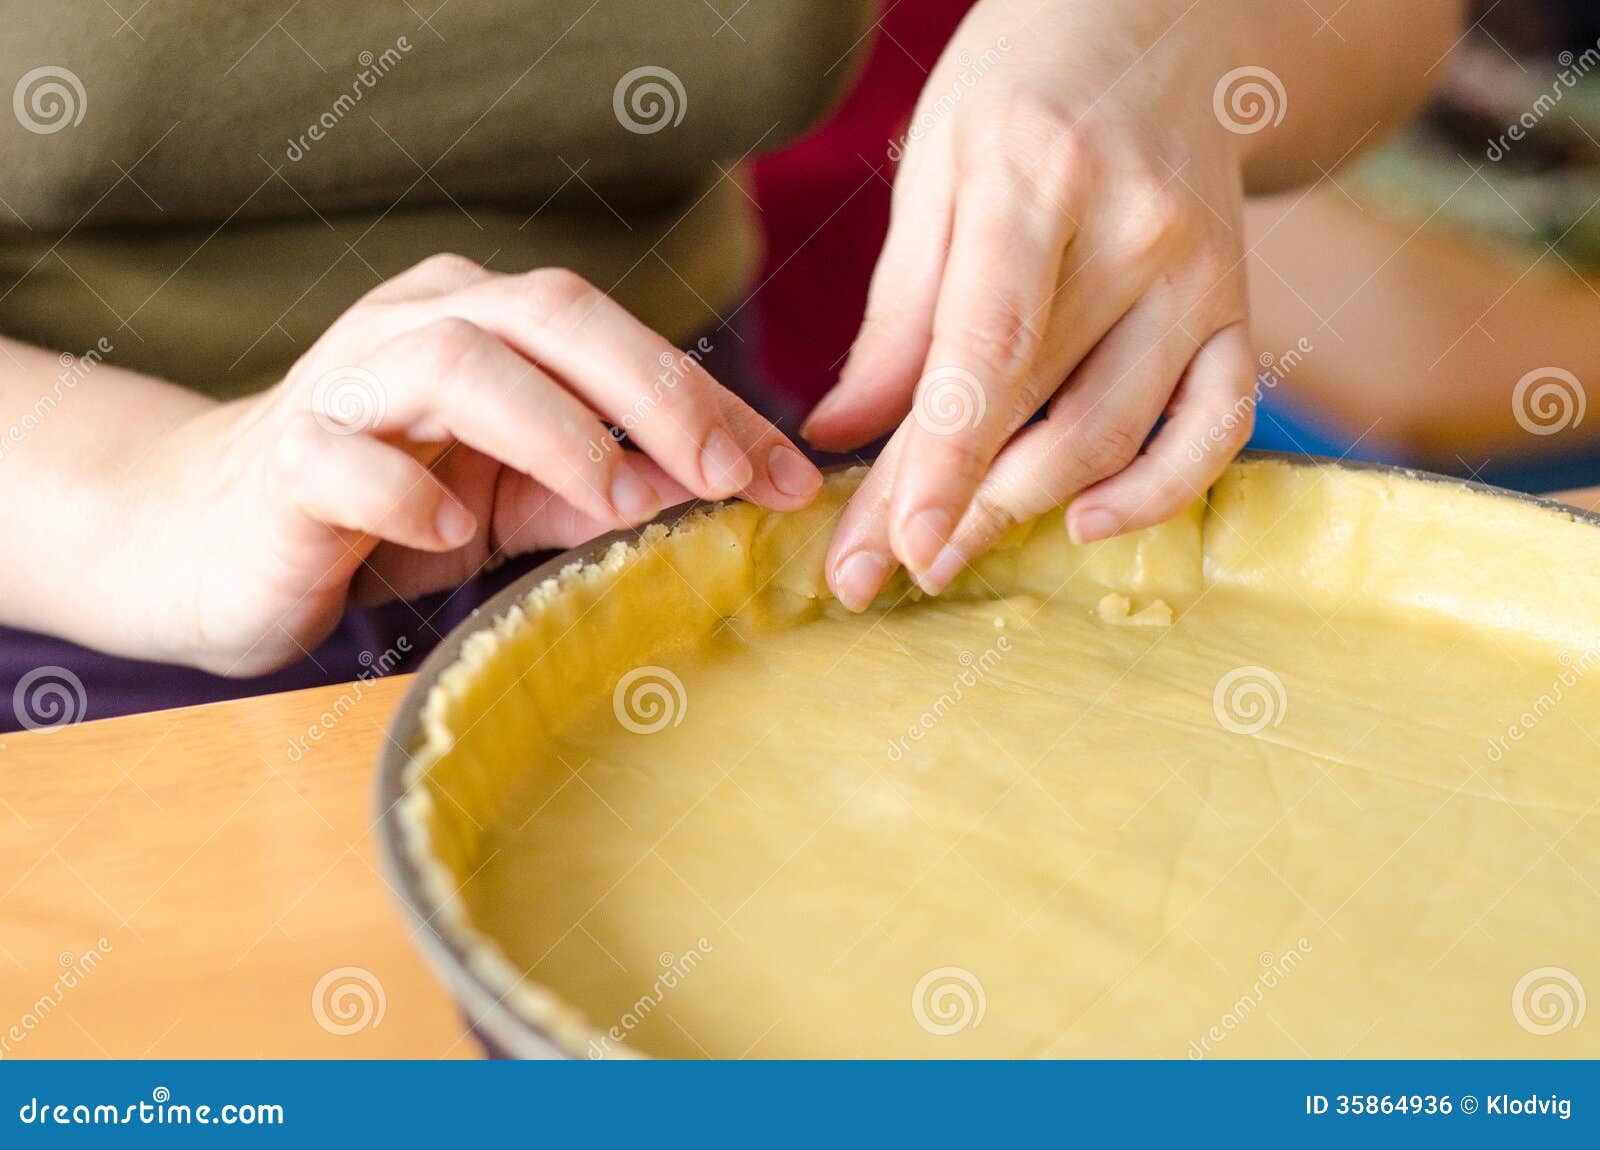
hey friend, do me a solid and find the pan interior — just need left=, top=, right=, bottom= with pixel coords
left=396, top=460, right=1600, bottom=1058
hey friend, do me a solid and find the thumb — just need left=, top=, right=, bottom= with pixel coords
left=801, top=356, right=919, bottom=452
left=803, top=137, right=955, bottom=451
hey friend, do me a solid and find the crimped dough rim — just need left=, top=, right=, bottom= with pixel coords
left=388, top=458, right=1600, bottom=1058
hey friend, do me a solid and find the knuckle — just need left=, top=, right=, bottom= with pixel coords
left=412, top=252, right=480, bottom=283
left=272, top=412, right=327, bottom=480
left=965, top=488, right=1020, bottom=541
left=992, top=92, right=1082, bottom=203
left=924, top=433, right=994, bottom=488
left=516, top=267, right=598, bottom=328
left=1007, top=377, right=1055, bottom=427
left=1116, top=184, right=1185, bottom=261
left=947, top=303, right=1040, bottom=379
left=1075, top=422, right=1141, bottom=477
left=361, top=253, right=482, bottom=304
left=408, top=317, right=485, bottom=385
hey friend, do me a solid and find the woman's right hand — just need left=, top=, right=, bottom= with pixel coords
left=127, top=255, right=822, bottom=677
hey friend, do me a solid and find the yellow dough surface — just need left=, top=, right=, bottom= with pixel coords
left=400, top=461, right=1600, bottom=1058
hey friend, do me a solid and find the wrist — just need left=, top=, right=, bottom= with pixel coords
left=100, top=400, right=244, bottom=665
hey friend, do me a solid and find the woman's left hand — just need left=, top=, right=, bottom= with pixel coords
left=803, top=0, right=1264, bottom=608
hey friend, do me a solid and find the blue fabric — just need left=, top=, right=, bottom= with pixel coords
left=1250, top=386, right=1600, bottom=495
left=1248, top=388, right=1399, bottom=465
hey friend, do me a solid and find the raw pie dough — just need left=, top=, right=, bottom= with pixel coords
left=398, top=460, right=1600, bottom=1058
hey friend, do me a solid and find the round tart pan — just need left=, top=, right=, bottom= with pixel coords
left=376, top=451, right=1600, bottom=1059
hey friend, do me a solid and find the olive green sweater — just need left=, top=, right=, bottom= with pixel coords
left=0, top=2, right=873, bottom=397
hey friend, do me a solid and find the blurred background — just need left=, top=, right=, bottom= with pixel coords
left=751, top=0, right=1600, bottom=492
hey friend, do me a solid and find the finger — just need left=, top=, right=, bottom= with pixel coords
left=917, top=289, right=1204, bottom=592
left=436, top=270, right=820, bottom=506
left=1065, top=321, right=1256, bottom=540
left=360, top=252, right=496, bottom=303
left=269, top=413, right=477, bottom=587
left=611, top=451, right=693, bottom=512
left=1018, top=189, right=1180, bottom=411
left=709, top=389, right=824, bottom=509
left=825, top=424, right=911, bottom=611
left=359, top=318, right=667, bottom=530
left=490, top=452, right=696, bottom=556
left=887, top=143, right=1080, bottom=577
left=802, top=132, right=957, bottom=452
left=356, top=449, right=693, bottom=604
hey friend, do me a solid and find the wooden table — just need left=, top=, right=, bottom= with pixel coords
left=0, top=677, right=475, bottom=1058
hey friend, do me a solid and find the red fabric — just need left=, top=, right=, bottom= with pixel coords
left=749, top=1, right=973, bottom=409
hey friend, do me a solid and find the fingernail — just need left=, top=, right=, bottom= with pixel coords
left=435, top=500, right=477, bottom=547
left=766, top=444, right=822, bottom=499
left=899, top=507, right=953, bottom=573
left=918, top=544, right=967, bottom=595
left=833, top=550, right=890, bottom=612
left=610, top=458, right=661, bottom=523
left=700, top=427, right=753, bottom=495
left=801, top=395, right=840, bottom=440
left=1069, top=507, right=1119, bottom=545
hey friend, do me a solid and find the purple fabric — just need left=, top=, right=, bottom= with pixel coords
left=0, top=554, right=550, bottom=733
left=3, top=324, right=782, bottom=733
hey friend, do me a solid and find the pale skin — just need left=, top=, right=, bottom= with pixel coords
left=1245, top=189, right=1600, bottom=465
left=804, top=0, right=1465, bottom=608
left=0, top=260, right=823, bottom=676
left=0, top=0, right=1468, bottom=674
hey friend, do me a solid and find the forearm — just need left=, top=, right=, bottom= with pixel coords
left=1225, top=0, right=1465, bottom=192
left=0, top=335, right=215, bottom=653
left=1246, top=189, right=1600, bottom=462
left=1556, top=488, right=1600, bottom=514
left=1031, top=0, right=1462, bottom=190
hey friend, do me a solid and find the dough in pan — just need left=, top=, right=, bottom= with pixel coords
left=400, top=460, right=1600, bottom=1058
